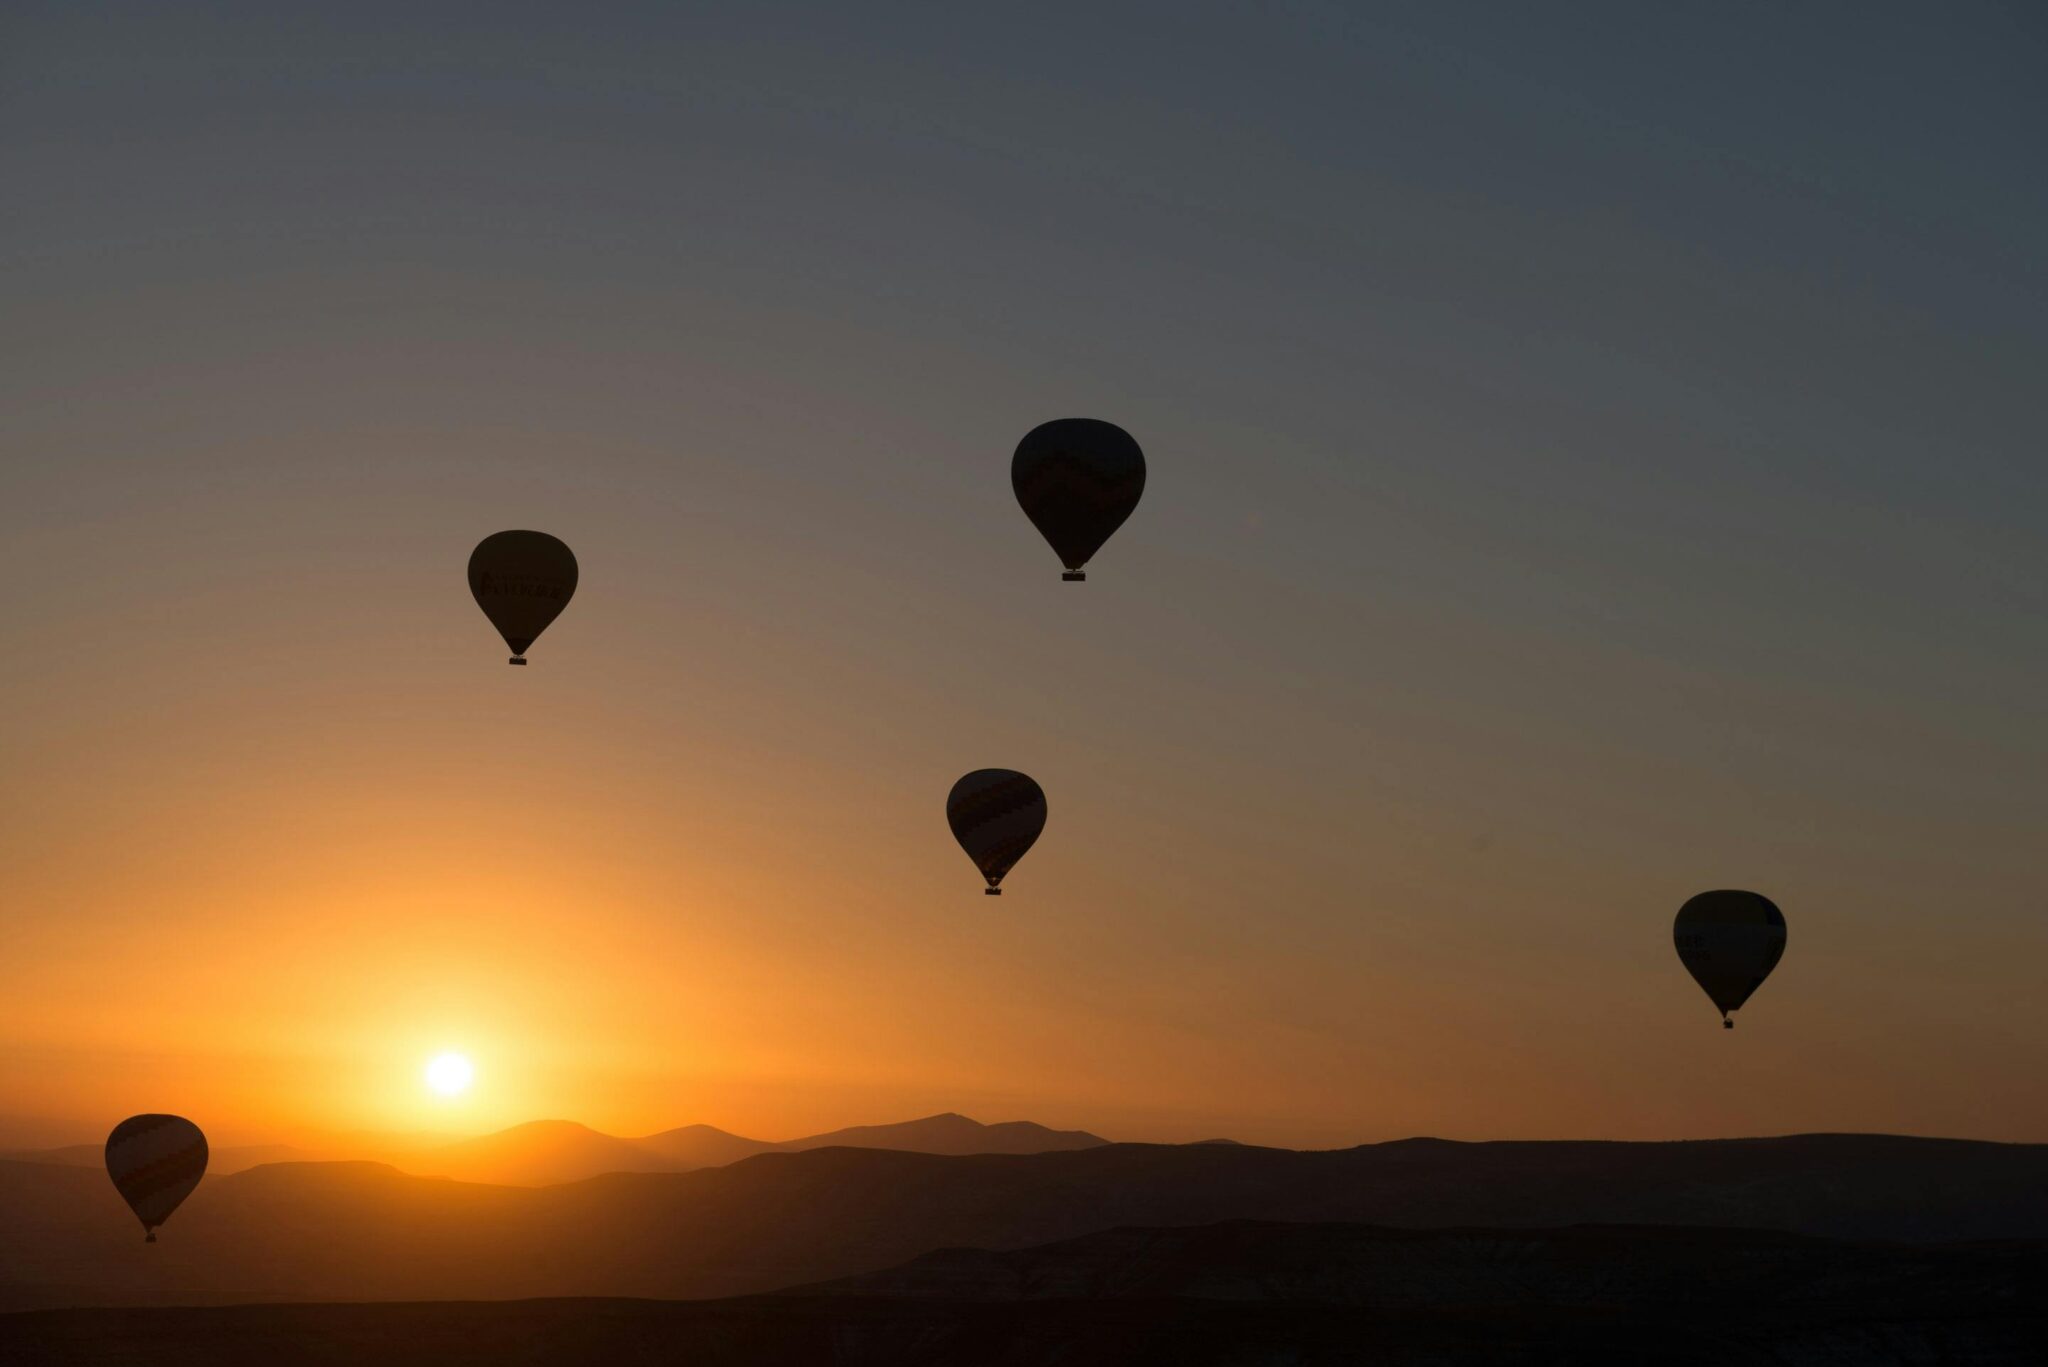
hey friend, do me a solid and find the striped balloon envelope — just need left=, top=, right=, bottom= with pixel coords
left=1673, top=891, right=1787, bottom=1029
left=105, top=1114, right=208, bottom=1242
left=946, top=769, right=1047, bottom=895
left=1011, top=419, right=1146, bottom=581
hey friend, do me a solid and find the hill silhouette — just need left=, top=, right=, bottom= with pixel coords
left=408, top=1120, right=694, bottom=1186
left=635, top=1122, right=778, bottom=1170
left=774, top=1113, right=1105, bottom=1158
left=806, top=1217, right=2046, bottom=1307
left=7, top=1112, right=1108, bottom=1190
left=2, top=1143, right=316, bottom=1176
left=4, top=1133, right=2045, bottom=1311
left=400, top=1112, right=1108, bottom=1185
left=5, top=1220, right=2041, bottom=1365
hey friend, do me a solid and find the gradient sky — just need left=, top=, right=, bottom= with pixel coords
left=3, top=2, right=2044, bottom=1150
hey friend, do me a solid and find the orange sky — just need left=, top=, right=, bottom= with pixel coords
left=3, top=5, right=2044, bottom=1150
left=3, top=474, right=2039, bottom=1149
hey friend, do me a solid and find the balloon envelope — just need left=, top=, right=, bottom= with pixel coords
left=1012, top=419, right=1145, bottom=580
left=1673, top=890, right=1786, bottom=1026
left=105, top=1114, right=207, bottom=1241
left=468, top=530, right=578, bottom=663
left=947, top=769, right=1047, bottom=893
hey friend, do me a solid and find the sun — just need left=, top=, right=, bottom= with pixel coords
left=424, top=1052, right=474, bottom=1096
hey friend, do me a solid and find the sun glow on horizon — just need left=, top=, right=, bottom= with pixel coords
left=425, top=1052, right=474, bottom=1097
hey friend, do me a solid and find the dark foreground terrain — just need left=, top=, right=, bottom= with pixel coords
left=5, top=1221, right=2043, bottom=1366
left=7, top=1134, right=2047, bottom=1310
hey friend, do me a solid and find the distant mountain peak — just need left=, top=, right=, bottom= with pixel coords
left=379, top=1111, right=1110, bottom=1186
left=635, top=1122, right=750, bottom=1139
left=778, top=1113, right=1109, bottom=1157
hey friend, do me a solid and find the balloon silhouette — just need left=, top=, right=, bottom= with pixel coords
left=468, top=530, right=578, bottom=665
left=1673, top=890, right=1787, bottom=1029
left=1012, top=419, right=1146, bottom=581
left=105, top=1114, right=208, bottom=1242
left=947, top=769, right=1047, bottom=895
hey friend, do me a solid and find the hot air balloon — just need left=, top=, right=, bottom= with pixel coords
left=1673, top=890, right=1787, bottom=1029
left=1012, top=419, right=1146, bottom=581
left=468, top=530, right=578, bottom=665
left=947, top=769, right=1047, bottom=894
left=105, top=1114, right=207, bottom=1242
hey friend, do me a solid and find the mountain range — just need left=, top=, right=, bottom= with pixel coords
left=4, top=1132, right=2045, bottom=1312
left=412, top=1112, right=1108, bottom=1185
left=2, top=1112, right=1109, bottom=1186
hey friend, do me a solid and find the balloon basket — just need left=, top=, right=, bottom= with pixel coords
left=984, top=887, right=1002, bottom=895
left=508, top=657, right=527, bottom=666
left=1062, top=571, right=1086, bottom=581
left=145, top=1231, right=157, bottom=1244
left=1723, top=1019, right=1733, bottom=1030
